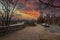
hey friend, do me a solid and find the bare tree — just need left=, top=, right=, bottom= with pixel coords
left=37, top=0, right=60, bottom=23
left=0, top=0, right=19, bottom=26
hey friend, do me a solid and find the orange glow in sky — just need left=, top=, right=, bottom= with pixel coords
left=14, top=10, right=39, bottom=20
left=15, top=0, right=60, bottom=20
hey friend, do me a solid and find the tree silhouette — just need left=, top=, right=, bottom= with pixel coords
left=37, top=0, right=60, bottom=24
left=0, top=0, right=19, bottom=26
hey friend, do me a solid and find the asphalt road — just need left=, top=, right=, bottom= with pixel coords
left=0, top=25, right=60, bottom=40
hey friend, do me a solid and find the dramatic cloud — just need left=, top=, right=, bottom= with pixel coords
left=16, top=0, right=60, bottom=19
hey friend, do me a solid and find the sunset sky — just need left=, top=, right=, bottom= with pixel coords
left=0, top=0, right=60, bottom=20
left=14, top=0, right=60, bottom=20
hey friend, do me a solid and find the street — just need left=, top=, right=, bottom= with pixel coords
left=0, top=24, right=60, bottom=40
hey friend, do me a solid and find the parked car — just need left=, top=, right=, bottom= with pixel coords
left=41, top=23, right=50, bottom=27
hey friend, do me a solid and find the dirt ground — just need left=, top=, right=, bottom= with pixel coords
left=0, top=24, right=60, bottom=40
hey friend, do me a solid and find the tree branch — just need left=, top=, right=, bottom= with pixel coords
left=39, top=0, right=60, bottom=8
